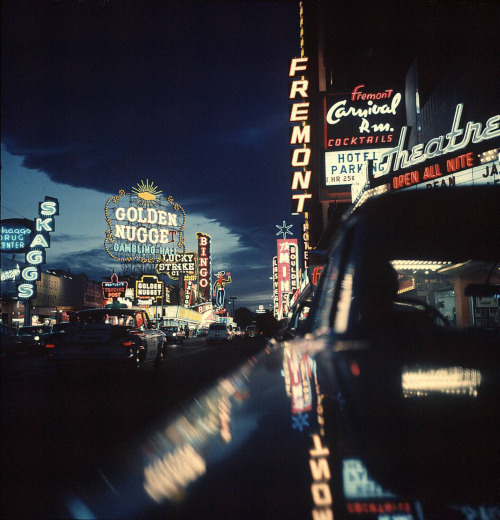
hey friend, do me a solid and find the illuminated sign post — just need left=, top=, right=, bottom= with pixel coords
left=102, top=272, right=128, bottom=301
left=156, top=252, right=197, bottom=281
left=372, top=104, right=500, bottom=190
left=104, top=180, right=186, bottom=267
left=136, top=275, right=164, bottom=304
left=1, top=219, right=34, bottom=253
left=324, top=82, right=406, bottom=200
left=197, top=232, right=212, bottom=302
left=212, top=271, right=231, bottom=313
left=16, top=197, right=59, bottom=305
left=276, top=221, right=298, bottom=321
left=289, top=57, right=313, bottom=214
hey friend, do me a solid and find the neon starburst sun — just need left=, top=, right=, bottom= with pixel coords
left=132, top=180, right=163, bottom=207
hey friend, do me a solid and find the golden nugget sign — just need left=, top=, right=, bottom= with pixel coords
left=105, top=180, right=186, bottom=264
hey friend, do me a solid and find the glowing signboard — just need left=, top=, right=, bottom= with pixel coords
left=379, top=103, right=500, bottom=175
left=17, top=197, right=59, bottom=301
left=375, top=148, right=500, bottom=191
left=289, top=56, right=313, bottom=214
left=102, top=272, right=128, bottom=300
left=1, top=219, right=34, bottom=253
left=212, top=271, right=231, bottom=311
left=156, top=252, right=197, bottom=281
left=136, top=274, right=164, bottom=303
left=197, top=232, right=212, bottom=302
left=324, top=83, right=405, bottom=151
left=104, top=180, right=186, bottom=265
left=273, top=256, right=279, bottom=317
left=325, top=148, right=391, bottom=187
left=277, top=238, right=298, bottom=320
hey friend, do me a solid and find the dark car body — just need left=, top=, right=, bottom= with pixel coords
left=17, top=324, right=52, bottom=354
left=48, top=307, right=165, bottom=373
left=206, top=322, right=232, bottom=344
left=243, top=324, right=259, bottom=339
left=160, top=325, right=186, bottom=344
left=44, top=187, right=500, bottom=519
left=0, top=323, right=20, bottom=358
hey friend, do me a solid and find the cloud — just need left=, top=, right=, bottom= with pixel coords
left=1, top=147, right=276, bottom=309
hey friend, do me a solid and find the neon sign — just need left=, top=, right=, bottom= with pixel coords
left=17, top=197, right=59, bottom=301
left=212, top=270, right=231, bottom=311
left=380, top=104, right=500, bottom=175
left=1, top=219, right=34, bottom=253
left=136, top=274, right=164, bottom=303
left=277, top=238, right=298, bottom=319
left=156, top=252, right=197, bottom=281
left=197, top=232, right=212, bottom=302
left=104, top=180, right=186, bottom=264
left=289, top=57, right=313, bottom=214
left=273, top=256, right=279, bottom=317
left=324, top=83, right=405, bottom=151
left=102, top=272, right=128, bottom=300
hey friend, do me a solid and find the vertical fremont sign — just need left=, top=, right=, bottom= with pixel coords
left=289, top=57, right=313, bottom=214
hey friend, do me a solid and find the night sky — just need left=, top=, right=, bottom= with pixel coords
left=1, top=0, right=301, bottom=310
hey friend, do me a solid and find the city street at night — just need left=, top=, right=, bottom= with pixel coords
left=2, top=1, right=499, bottom=519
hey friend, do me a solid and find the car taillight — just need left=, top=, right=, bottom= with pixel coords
left=45, top=343, right=55, bottom=349
left=122, top=341, right=133, bottom=347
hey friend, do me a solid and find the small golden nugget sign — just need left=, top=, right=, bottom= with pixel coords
left=156, top=252, right=198, bottom=281
left=104, top=180, right=186, bottom=264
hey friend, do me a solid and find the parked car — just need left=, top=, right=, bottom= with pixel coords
left=44, top=187, right=500, bottom=520
left=160, top=325, right=186, bottom=344
left=17, top=324, right=52, bottom=355
left=206, top=322, right=232, bottom=344
left=196, top=327, right=208, bottom=337
left=244, top=324, right=259, bottom=339
left=47, top=307, right=165, bottom=374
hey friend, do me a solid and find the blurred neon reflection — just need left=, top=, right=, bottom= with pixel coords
left=402, top=367, right=481, bottom=398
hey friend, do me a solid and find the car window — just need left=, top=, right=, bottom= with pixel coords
left=308, top=227, right=353, bottom=333
left=329, top=216, right=500, bottom=335
left=209, top=324, right=226, bottom=330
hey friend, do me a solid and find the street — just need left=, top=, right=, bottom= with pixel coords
left=0, top=336, right=266, bottom=519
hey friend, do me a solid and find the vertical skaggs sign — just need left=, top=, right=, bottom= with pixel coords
left=289, top=57, right=313, bottom=214
left=197, top=232, right=211, bottom=302
left=18, top=197, right=59, bottom=301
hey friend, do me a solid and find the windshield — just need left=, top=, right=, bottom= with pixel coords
left=209, top=324, right=226, bottom=330
left=20, top=327, right=50, bottom=334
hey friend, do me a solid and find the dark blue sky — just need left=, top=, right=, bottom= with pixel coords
left=1, top=0, right=302, bottom=309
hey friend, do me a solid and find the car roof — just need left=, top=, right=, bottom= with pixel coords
left=343, top=186, right=500, bottom=262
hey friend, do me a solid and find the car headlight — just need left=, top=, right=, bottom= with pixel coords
left=34, top=335, right=40, bottom=341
